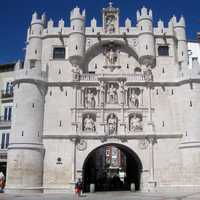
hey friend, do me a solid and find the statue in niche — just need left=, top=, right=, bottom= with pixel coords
left=143, top=65, right=153, bottom=82
left=108, top=114, right=117, bottom=135
left=84, top=114, right=95, bottom=132
left=85, top=89, right=95, bottom=108
left=118, top=81, right=125, bottom=104
left=107, top=84, right=118, bottom=104
left=129, top=89, right=140, bottom=108
left=105, top=15, right=115, bottom=33
left=105, top=48, right=118, bottom=66
left=130, top=114, right=142, bottom=132
left=100, top=81, right=105, bottom=105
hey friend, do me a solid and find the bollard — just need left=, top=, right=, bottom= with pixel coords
left=90, top=183, right=95, bottom=193
left=130, top=183, right=135, bottom=192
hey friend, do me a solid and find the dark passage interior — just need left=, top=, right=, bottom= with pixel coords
left=82, top=144, right=142, bottom=192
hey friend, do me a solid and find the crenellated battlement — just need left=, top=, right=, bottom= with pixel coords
left=31, top=11, right=46, bottom=26
left=70, top=6, right=85, bottom=21
left=137, top=7, right=153, bottom=22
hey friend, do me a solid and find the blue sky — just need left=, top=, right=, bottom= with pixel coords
left=0, top=0, right=200, bottom=64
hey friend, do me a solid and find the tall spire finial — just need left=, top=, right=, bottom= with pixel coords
left=109, top=1, right=113, bottom=7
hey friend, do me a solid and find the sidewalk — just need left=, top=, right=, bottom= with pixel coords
left=0, top=191, right=200, bottom=200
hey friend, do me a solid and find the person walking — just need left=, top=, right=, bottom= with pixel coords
left=0, top=172, right=5, bottom=193
left=75, top=178, right=83, bottom=197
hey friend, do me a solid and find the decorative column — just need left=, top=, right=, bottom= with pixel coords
left=147, top=137, right=157, bottom=191
left=81, top=88, right=85, bottom=107
left=77, top=87, right=82, bottom=107
left=70, top=138, right=78, bottom=184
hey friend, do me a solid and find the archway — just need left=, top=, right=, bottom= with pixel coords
left=82, top=143, right=142, bottom=192
left=82, top=40, right=139, bottom=72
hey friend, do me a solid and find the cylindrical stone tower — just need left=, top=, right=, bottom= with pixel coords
left=137, top=7, right=156, bottom=67
left=172, top=16, right=188, bottom=65
left=6, top=12, right=47, bottom=193
left=68, top=7, right=86, bottom=67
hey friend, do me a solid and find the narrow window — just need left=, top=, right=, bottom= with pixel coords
left=171, top=89, right=174, bottom=95
left=22, top=131, right=24, bottom=136
left=59, top=120, right=62, bottom=127
left=75, top=45, right=78, bottom=50
left=162, top=68, right=165, bottom=73
left=156, top=89, right=159, bottom=95
left=190, top=100, right=192, bottom=107
left=32, top=103, right=35, bottom=108
left=6, top=133, right=9, bottom=148
left=162, top=121, right=165, bottom=127
left=50, top=91, right=52, bottom=96
left=1, top=133, right=5, bottom=149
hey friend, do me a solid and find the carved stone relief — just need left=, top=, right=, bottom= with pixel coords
left=107, top=83, right=118, bottom=104
left=85, top=88, right=96, bottom=108
left=107, top=113, right=118, bottom=135
left=83, top=114, right=96, bottom=132
left=129, top=113, right=143, bottom=132
left=129, top=88, right=141, bottom=108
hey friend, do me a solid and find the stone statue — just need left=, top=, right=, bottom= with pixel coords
left=118, top=81, right=125, bottom=104
left=84, top=114, right=95, bottom=132
left=86, top=89, right=95, bottom=108
left=105, top=15, right=115, bottom=33
left=129, top=90, right=139, bottom=108
left=107, top=84, right=118, bottom=104
left=100, top=81, right=105, bottom=105
left=144, top=65, right=153, bottom=82
left=130, top=114, right=142, bottom=131
left=105, top=48, right=118, bottom=65
left=108, top=114, right=117, bottom=135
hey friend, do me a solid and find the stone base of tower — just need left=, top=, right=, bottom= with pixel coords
left=5, top=144, right=44, bottom=194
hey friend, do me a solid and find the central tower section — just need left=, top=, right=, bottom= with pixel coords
left=103, top=2, right=120, bottom=34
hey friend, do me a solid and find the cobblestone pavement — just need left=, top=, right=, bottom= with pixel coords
left=1, top=191, right=200, bottom=200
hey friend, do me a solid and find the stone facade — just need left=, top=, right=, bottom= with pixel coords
left=5, top=3, right=200, bottom=193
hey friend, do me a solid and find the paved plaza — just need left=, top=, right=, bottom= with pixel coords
left=1, top=191, right=200, bottom=200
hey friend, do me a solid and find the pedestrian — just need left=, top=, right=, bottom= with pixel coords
left=75, top=178, right=82, bottom=197
left=0, top=172, right=5, bottom=193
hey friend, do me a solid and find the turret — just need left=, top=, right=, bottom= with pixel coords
left=91, top=17, right=97, bottom=28
left=172, top=15, right=188, bottom=64
left=137, top=7, right=155, bottom=67
left=68, top=7, right=86, bottom=67
left=25, top=12, right=46, bottom=62
left=125, top=18, right=132, bottom=29
left=6, top=12, right=47, bottom=193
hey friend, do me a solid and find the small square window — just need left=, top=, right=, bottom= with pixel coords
left=158, top=46, right=169, bottom=56
left=53, top=47, right=66, bottom=59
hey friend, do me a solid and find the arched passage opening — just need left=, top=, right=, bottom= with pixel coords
left=82, top=143, right=142, bottom=192
left=81, top=40, right=139, bottom=73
